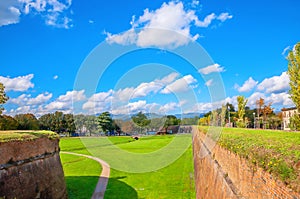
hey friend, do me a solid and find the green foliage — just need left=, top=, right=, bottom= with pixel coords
left=290, top=114, right=300, bottom=131
left=74, top=114, right=99, bottom=135
left=39, top=111, right=76, bottom=134
left=181, top=116, right=199, bottom=125
left=14, top=113, right=39, bottom=130
left=287, top=42, right=300, bottom=130
left=0, top=82, right=8, bottom=115
left=0, top=115, right=18, bottom=130
left=98, top=111, right=113, bottom=133
left=131, top=112, right=150, bottom=133
left=287, top=42, right=300, bottom=111
left=236, top=96, right=248, bottom=128
left=163, top=115, right=180, bottom=127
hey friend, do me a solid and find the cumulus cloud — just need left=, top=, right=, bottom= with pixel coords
left=205, top=79, right=213, bottom=86
left=53, top=75, right=58, bottom=80
left=158, top=102, right=179, bottom=113
left=247, top=91, right=294, bottom=108
left=217, top=12, right=233, bottom=22
left=257, top=72, right=290, bottom=93
left=82, top=72, right=182, bottom=114
left=106, top=1, right=232, bottom=48
left=57, top=90, right=86, bottom=102
left=199, top=63, right=225, bottom=75
left=161, top=74, right=197, bottom=94
left=0, top=2, right=21, bottom=26
left=0, top=0, right=73, bottom=28
left=192, top=96, right=238, bottom=113
left=9, top=92, right=52, bottom=105
left=0, top=74, right=34, bottom=91
left=235, top=77, right=258, bottom=92
left=45, top=90, right=86, bottom=112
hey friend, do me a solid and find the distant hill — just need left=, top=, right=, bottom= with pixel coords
left=98, top=112, right=206, bottom=120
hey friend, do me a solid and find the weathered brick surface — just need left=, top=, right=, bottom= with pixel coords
left=0, top=138, right=67, bottom=199
left=193, top=129, right=300, bottom=199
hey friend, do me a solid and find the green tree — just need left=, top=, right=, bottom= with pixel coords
left=64, top=114, right=76, bottom=136
left=287, top=42, right=300, bottom=130
left=236, top=96, right=248, bottom=128
left=98, top=112, right=113, bottom=134
left=131, top=112, right=150, bottom=134
left=163, top=115, right=180, bottom=133
left=0, top=115, right=18, bottom=130
left=0, top=83, right=8, bottom=115
left=39, top=113, right=52, bottom=130
left=14, top=113, right=39, bottom=130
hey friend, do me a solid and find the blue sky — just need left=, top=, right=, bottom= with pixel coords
left=0, top=0, right=299, bottom=117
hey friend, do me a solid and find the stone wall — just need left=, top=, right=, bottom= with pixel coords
left=0, top=137, right=67, bottom=199
left=193, top=128, right=300, bottom=199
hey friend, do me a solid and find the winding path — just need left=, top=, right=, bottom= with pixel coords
left=60, top=151, right=110, bottom=199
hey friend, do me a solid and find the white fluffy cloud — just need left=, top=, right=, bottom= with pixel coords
left=45, top=90, right=86, bottom=112
left=0, top=0, right=72, bottom=28
left=217, top=13, right=233, bottom=22
left=199, top=63, right=225, bottom=75
left=82, top=72, right=189, bottom=114
left=106, top=1, right=232, bottom=48
left=257, top=72, right=290, bottom=93
left=247, top=91, right=294, bottom=108
left=0, top=74, right=34, bottom=91
left=9, top=92, right=52, bottom=105
left=158, top=102, right=179, bottom=113
left=235, top=77, right=258, bottom=92
left=205, top=79, right=213, bottom=86
left=0, top=1, right=21, bottom=26
left=57, top=90, right=86, bottom=102
left=161, top=74, right=197, bottom=94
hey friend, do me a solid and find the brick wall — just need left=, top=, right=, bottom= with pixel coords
left=0, top=137, right=67, bottom=199
left=193, top=128, right=300, bottom=199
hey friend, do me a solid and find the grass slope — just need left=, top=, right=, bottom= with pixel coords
left=199, top=126, right=300, bottom=191
left=60, top=153, right=101, bottom=199
left=60, top=135, right=195, bottom=199
left=0, top=130, right=58, bottom=142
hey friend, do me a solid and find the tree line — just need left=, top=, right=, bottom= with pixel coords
left=198, top=97, right=283, bottom=129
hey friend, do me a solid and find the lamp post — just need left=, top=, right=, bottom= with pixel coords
left=253, top=112, right=256, bottom=129
left=228, top=105, right=231, bottom=127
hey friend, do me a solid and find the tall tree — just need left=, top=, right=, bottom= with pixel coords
left=0, top=115, right=18, bottom=130
left=14, top=113, right=39, bottom=130
left=236, top=96, right=248, bottom=128
left=287, top=42, right=300, bottom=130
left=256, top=97, right=265, bottom=127
left=131, top=112, right=150, bottom=134
left=0, top=83, right=8, bottom=115
left=98, top=112, right=113, bottom=134
left=262, top=102, right=273, bottom=129
left=64, top=114, right=76, bottom=136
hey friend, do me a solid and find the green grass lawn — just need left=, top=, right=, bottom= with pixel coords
left=199, top=126, right=300, bottom=191
left=60, top=135, right=195, bottom=199
left=60, top=153, right=101, bottom=199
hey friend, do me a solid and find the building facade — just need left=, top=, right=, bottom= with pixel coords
left=281, top=107, right=298, bottom=130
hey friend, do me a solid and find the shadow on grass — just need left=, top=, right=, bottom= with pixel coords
left=65, top=176, right=137, bottom=199
left=105, top=176, right=138, bottom=199
left=65, top=176, right=98, bottom=199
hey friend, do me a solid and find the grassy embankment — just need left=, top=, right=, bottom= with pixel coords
left=0, top=130, right=58, bottom=142
left=199, top=126, right=300, bottom=191
left=60, top=135, right=195, bottom=199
